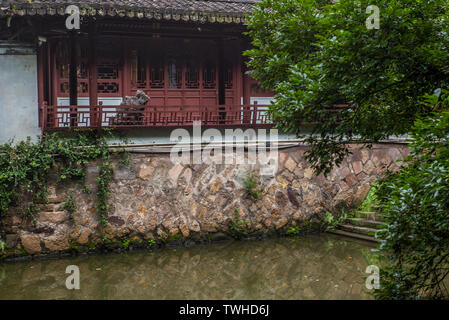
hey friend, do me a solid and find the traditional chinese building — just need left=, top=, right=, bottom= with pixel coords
left=0, top=0, right=275, bottom=143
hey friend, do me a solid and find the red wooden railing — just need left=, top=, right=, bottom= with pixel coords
left=41, top=104, right=273, bottom=132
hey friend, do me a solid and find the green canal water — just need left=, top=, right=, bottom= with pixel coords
left=0, top=234, right=376, bottom=300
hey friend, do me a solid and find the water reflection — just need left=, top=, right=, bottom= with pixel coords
left=0, top=234, right=375, bottom=300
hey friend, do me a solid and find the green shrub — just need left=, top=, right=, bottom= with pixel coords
left=324, top=210, right=348, bottom=230
left=358, top=185, right=379, bottom=213
left=374, top=92, right=449, bottom=299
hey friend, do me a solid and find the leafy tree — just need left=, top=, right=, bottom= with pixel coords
left=246, top=0, right=449, bottom=299
left=374, top=91, right=449, bottom=299
left=245, top=0, right=449, bottom=174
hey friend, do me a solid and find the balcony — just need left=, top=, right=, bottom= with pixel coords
left=41, top=104, right=273, bottom=132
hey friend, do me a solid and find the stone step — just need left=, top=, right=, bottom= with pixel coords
left=327, top=229, right=380, bottom=243
left=354, top=211, right=385, bottom=222
left=337, top=224, right=379, bottom=237
left=345, top=217, right=385, bottom=229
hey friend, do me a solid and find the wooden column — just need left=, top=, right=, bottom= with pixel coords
left=88, top=23, right=98, bottom=128
left=217, top=37, right=226, bottom=124
left=69, top=31, right=78, bottom=126
left=241, top=38, right=251, bottom=124
left=37, top=42, right=46, bottom=127
left=217, top=38, right=225, bottom=105
left=122, top=39, right=130, bottom=97
left=48, top=40, right=54, bottom=107
left=49, top=40, right=57, bottom=128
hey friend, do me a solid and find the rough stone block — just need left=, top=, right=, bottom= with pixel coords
left=284, top=157, right=297, bottom=172
left=352, top=161, right=363, bottom=175
left=20, top=234, right=42, bottom=254
left=5, top=234, right=18, bottom=248
left=114, top=166, right=136, bottom=180
left=345, top=174, right=358, bottom=187
left=39, top=211, right=68, bottom=224
left=44, top=234, right=69, bottom=251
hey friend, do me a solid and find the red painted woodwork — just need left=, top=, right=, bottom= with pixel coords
left=53, top=38, right=123, bottom=100
left=52, top=37, right=241, bottom=107
left=37, top=23, right=276, bottom=133
left=88, top=26, right=98, bottom=127
left=41, top=104, right=272, bottom=132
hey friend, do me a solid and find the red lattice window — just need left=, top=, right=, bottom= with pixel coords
left=150, top=55, right=165, bottom=89
left=167, top=56, right=182, bottom=89
left=57, top=61, right=89, bottom=95
left=54, top=39, right=122, bottom=98
left=203, top=60, right=216, bottom=89
left=98, top=63, right=118, bottom=80
left=97, top=62, right=120, bottom=94
left=185, top=58, right=199, bottom=89
left=78, top=82, right=89, bottom=94
left=224, top=61, right=233, bottom=89
left=95, top=39, right=121, bottom=95
left=60, top=64, right=69, bottom=79
left=98, top=82, right=119, bottom=94
left=59, top=82, right=69, bottom=94
left=131, top=50, right=147, bottom=89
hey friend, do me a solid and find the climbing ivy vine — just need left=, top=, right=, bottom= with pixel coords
left=0, top=130, right=129, bottom=229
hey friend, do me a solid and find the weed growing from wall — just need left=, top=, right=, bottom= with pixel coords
left=228, top=208, right=251, bottom=239
left=244, top=172, right=261, bottom=201
left=286, top=226, right=300, bottom=236
left=61, top=194, right=77, bottom=223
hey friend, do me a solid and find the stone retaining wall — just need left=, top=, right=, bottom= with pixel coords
left=1, top=143, right=409, bottom=258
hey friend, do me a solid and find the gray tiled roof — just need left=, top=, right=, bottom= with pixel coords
left=0, top=0, right=260, bottom=24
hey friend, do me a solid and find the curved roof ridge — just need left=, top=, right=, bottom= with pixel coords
left=1, top=0, right=261, bottom=24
